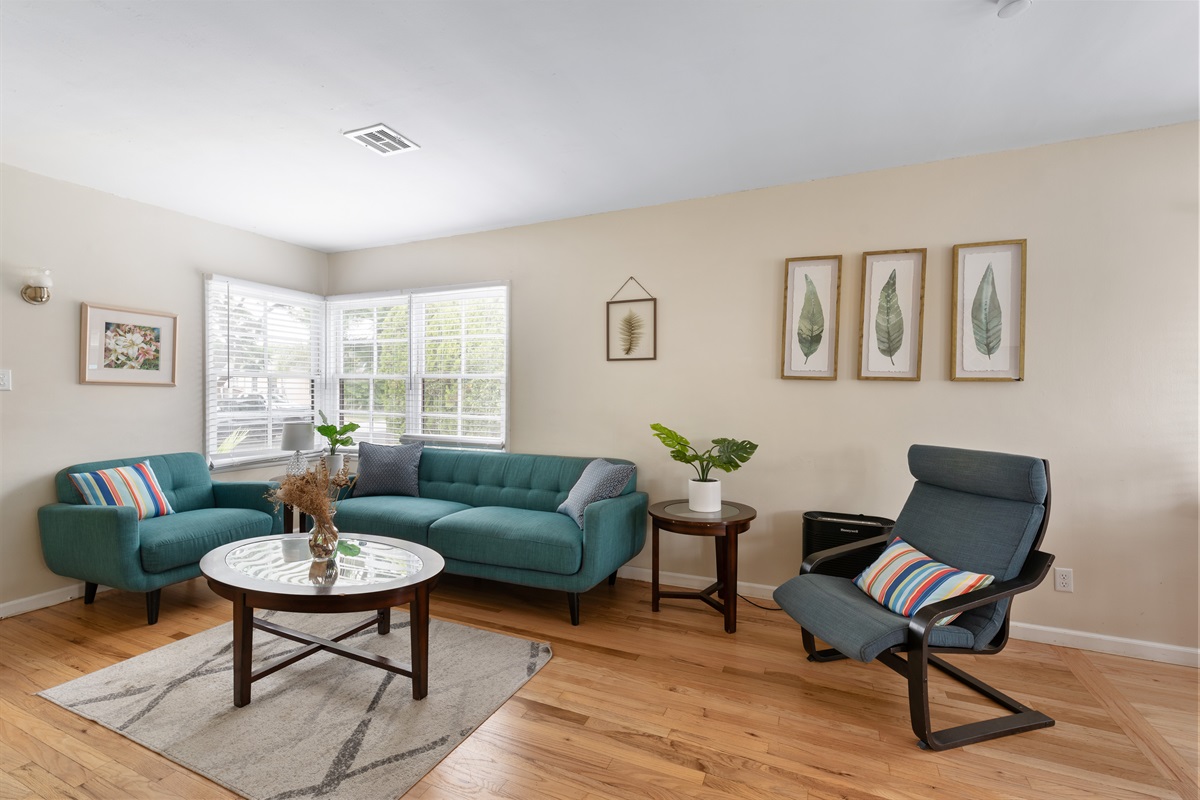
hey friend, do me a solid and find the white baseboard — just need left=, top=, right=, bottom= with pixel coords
left=0, top=582, right=103, bottom=619
left=616, top=566, right=1200, bottom=668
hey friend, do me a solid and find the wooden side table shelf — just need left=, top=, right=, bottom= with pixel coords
left=648, top=500, right=757, bottom=633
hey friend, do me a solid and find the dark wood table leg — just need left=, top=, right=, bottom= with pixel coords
left=232, top=592, right=253, bottom=707
left=724, top=526, right=739, bottom=633
left=714, top=535, right=728, bottom=603
left=651, top=522, right=661, bottom=612
left=410, top=586, right=429, bottom=700
left=377, top=606, right=391, bottom=635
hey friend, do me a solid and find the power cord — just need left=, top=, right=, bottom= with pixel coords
left=738, top=593, right=783, bottom=611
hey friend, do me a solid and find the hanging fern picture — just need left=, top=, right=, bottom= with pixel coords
left=619, top=309, right=645, bottom=355
left=874, top=268, right=904, bottom=365
left=971, top=263, right=1003, bottom=358
left=796, top=274, right=824, bottom=363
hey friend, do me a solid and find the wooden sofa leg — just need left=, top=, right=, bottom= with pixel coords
left=146, top=589, right=161, bottom=625
left=84, top=582, right=98, bottom=604
left=567, top=592, right=580, bottom=626
left=607, top=571, right=618, bottom=586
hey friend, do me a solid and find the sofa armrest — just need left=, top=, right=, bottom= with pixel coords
left=580, top=491, right=649, bottom=579
left=37, top=503, right=143, bottom=588
left=213, top=481, right=284, bottom=533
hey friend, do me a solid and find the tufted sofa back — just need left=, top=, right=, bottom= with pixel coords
left=55, top=452, right=216, bottom=513
left=417, top=448, right=637, bottom=512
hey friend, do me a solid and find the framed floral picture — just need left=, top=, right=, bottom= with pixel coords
left=80, top=303, right=178, bottom=386
left=858, top=249, right=926, bottom=381
left=951, top=239, right=1026, bottom=381
left=606, top=298, right=656, bottom=361
left=781, top=255, right=841, bottom=380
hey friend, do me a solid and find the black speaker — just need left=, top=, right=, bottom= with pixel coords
left=802, top=511, right=895, bottom=579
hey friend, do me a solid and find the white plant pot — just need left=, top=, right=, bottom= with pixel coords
left=324, top=453, right=345, bottom=475
left=688, top=479, right=722, bottom=513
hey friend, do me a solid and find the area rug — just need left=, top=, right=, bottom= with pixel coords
left=40, top=611, right=552, bottom=799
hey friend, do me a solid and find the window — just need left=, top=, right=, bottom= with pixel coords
left=205, top=276, right=322, bottom=467
left=205, top=276, right=508, bottom=468
left=328, top=284, right=508, bottom=449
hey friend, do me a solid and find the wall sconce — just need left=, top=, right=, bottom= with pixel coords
left=21, top=269, right=53, bottom=305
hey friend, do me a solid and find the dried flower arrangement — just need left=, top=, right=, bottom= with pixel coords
left=267, top=458, right=354, bottom=532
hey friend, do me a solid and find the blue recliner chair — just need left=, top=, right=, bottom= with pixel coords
left=774, top=444, right=1054, bottom=750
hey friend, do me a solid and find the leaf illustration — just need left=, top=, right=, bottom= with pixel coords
left=971, top=263, right=1003, bottom=358
left=874, top=269, right=903, bottom=365
left=796, top=275, right=824, bottom=364
left=619, top=310, right=644, bottom=355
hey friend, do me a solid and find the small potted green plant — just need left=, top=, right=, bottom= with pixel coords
left=315, top=410, right=360, bottom=475
left=650, top=423, right=758, bottom=512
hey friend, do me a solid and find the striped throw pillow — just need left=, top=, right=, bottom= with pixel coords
left=69, top=461, right=175, bottom=520
left=853, top=538, right=993, bottom=626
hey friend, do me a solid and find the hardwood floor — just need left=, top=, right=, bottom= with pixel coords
left=1, top=576, right=1196, bottom=799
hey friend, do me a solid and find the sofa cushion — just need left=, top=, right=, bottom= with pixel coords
left=429, top=507, right=583, bottom=575
left=557, top=459, right=636, bottom=528
left=139, top=508, right=274, bottom=573
left=352, top=441, right=424, bottom=498
left=56, top=452, right=215, bottom=512
left=69, top=461, right=175, bottom=520
left=333, top=495, right=471, bottom=546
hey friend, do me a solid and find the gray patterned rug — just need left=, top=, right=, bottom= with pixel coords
left=40, top=611, right=552, bottom=799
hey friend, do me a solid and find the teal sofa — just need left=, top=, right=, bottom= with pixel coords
left=333, top=448, right=648, bottom=624
left=38, top=452, right=282, bottom=624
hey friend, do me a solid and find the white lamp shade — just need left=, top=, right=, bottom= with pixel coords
left=281, top=421, right=314, bottom=451
left=26, top=269, right=53, bottom=288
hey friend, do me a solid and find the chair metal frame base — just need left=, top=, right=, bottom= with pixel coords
left=798, top=461, right=1054, bottom=751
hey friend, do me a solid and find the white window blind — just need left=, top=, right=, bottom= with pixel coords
left=328, top=283, right=508, bottom=449
left=205, top=275, right=323, bottom=467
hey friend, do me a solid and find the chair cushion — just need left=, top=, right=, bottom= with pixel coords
left=69, top=461, right=175, bottom=520
left=854, top=538, right=994, bottom=626
left=556, top=459, right=636, bottom=528
left=429, top=507, right=583, bottom=575
left=139, top=508, right=273, bottom=573
left=333, top=495, right=471, bottom=546
left=773, top=573, right=976, bottom=662
left=352, top=441, right=424, bottom=498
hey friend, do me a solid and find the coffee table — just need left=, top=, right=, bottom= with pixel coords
left=200, top=533, right=444, bottom=707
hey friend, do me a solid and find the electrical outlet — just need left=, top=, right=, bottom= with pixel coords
left=1054, top=567, right=1073, bottom=592
left=0, top=369, right=11, bottom=391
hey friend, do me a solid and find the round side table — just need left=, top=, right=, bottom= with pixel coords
left=648, top=500, right=757, bottom=633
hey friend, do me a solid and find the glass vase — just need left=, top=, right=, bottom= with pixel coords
left=308, top=520, right=339, bottom=561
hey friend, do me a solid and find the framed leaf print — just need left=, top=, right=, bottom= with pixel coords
left=781, top=255, right=841, bottom=380
left=606, top=298, right=656, bottom=361
left=858, top=249, right=926, bottom=381
left=951, top=240, right=1026, bottom=381
left=80, top=302, right=178, bottom=386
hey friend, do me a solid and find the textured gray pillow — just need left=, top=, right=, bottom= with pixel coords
left=351, top=441, right=424, bottom=498
left=557, top=459, right=635, bottom=529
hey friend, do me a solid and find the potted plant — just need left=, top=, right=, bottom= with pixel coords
left=650, top=423, right=758, bottom=512
left=315, top=410, right=360, bottom=475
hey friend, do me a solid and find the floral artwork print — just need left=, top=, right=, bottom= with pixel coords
left=103, top=322, right=161, bottom=370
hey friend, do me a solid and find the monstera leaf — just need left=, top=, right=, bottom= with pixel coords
left=796, top=275, right=824, bottom=363
left=620, top=310, right=644, bottom=356
left=875, top=269, right=904, bottom=365
left=972, top=263, right=1002, bottom=358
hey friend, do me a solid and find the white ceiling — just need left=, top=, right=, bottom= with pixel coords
left=2, top=1, right=1196, bottom=253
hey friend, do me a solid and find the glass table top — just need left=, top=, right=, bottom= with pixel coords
left=661, top=502, right=744, bottom=520
left=225, top=537, right=423, bottom=588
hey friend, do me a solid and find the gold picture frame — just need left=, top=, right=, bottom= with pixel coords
left=951, top=240, right=1026, bottom=381
left=781, top=255, right=841, bottom=380
left=858, top=249, right=926, bottom=381
left=80, top=302, right=178, bottom=386
left=606, top=298, right=656, bottom=361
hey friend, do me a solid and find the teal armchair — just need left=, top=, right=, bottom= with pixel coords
left=38, top=452, right=282, bottom=624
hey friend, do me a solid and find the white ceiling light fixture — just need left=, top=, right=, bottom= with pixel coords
left=342, top=123, right=419, bottom=156
left=997, top=0, right=1031, bottom=19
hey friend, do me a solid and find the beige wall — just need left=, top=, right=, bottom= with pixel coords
left=0, top=166, right=327, bottom=605
left=328, top=124, right=1199, bottom=650
left=1, top=124, right=1196, bottom=653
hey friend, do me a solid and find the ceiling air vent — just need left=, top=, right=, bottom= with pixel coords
left=342, top=123, right=419, bottom=156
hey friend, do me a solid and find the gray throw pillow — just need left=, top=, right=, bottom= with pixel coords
left=557, top=459, right=635, bottom=529
left=351, top=441, right=424, bottom=498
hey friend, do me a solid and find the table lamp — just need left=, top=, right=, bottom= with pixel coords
left=282, top=421, right=314, bottom=476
